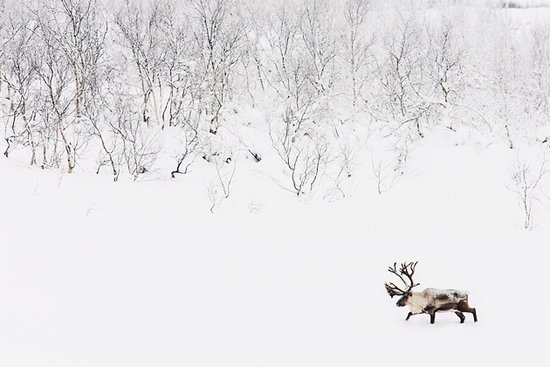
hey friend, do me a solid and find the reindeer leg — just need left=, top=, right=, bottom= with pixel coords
left=406, top=312, right=413, bottom=321
left=458, top=301, right=477, bottom=322
left=455, top=311, right=465, bottom=323
left=424, top=306, right=436, bottom=324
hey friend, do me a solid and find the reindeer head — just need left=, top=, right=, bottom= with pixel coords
left=385, top=262, right=420, bottom=307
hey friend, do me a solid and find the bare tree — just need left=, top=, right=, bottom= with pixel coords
left=423, top=18, right=469, bottom=133
left=171, top=118, right=201, bottom=178
left=192, top=0, right=246, bottom=134
left=1, top=14, right=40, bottom=164
left=34, top=9, right=79, bottom=172
left=107, top=95, right=158, bottom=181
left=371, top=14, right=431, bottom=138
left=158, top=3, right=199, bottom=128
left=263, top=4, right=334, bottom=196
left=508, top=157, right=547, bottom=230
left=114, top=0, right=166, bottom=127
left=92, top=81, right=123, bottom=180
left=240, top=5, right=267, bottom=106
left=484, top=17, right=533, bottom=149
left=426, top=20, right=465, bottom=108
left=325, top=143, right=357, bottom=200
left=372, top=157, right=398, bottom=195
left=343, top=0, right=372, bottom=108
left=300, top=0, right=339, bottom=97
left=207, top=154, right=237, bottom=212
left=58, top=0, right=116, bottom=179
left=531, top=24, right=550, bottom=121
left=270, top=120, right=329, bottom=196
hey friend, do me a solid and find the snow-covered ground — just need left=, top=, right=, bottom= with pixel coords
left=1, top=133, right=549, bottom=367
left=2, top=0, right=550, bottom=365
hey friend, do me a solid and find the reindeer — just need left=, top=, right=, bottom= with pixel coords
left=384, top=262, right=477, bottom=324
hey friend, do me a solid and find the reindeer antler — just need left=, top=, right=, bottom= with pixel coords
left=384, top=261, right=421, bottom=298
left=400, top=261, right=420, bottom=289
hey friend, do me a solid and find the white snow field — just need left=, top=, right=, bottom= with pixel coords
left=1, top=134, right=549, bottom=367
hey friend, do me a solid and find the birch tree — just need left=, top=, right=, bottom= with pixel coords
left=192, top=0, right=246, bottom=134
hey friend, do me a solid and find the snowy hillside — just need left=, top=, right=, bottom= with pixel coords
left=2, top=137, right=550, bottom=366
left=2, top=0, right=550, bottom=366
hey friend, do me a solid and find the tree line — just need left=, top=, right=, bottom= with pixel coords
left=1, top=0, right=549, bottom=198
